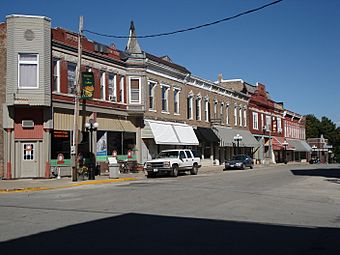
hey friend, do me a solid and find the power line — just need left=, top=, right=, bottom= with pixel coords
left=84, top=0, right=283, bottom=39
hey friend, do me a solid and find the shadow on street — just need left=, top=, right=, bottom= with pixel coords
left=1, top=213, right=339, bottom=255
left=291, top=168, right=340, bottom=179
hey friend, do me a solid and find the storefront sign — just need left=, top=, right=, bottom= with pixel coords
left=81, top=72, right=94, bottom=99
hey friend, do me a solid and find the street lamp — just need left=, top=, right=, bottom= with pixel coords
left=233, top=133, right=243, bottom=155
left=282, top=139, right=288, bottom=164
left=85, top=119, right=99, bottom=180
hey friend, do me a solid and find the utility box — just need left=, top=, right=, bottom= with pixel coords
left=108, top=157, right=119, bottom=179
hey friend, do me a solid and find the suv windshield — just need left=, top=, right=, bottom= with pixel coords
left=156, top=151, right=179, bottom=159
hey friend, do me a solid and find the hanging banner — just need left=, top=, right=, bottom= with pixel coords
left=81, top=72, right=94, bottom=99
left=96, top=132, right=107, bottom=157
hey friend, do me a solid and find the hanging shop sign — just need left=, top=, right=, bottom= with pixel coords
left=81, top=72, right=94, bottom=99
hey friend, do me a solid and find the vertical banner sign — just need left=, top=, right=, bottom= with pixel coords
left=81, top=72, right=94, bottom=99
left=96, top=132, right=107, bottom=157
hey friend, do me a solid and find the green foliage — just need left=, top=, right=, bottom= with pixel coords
left=305, top=114, right=320, bottom=138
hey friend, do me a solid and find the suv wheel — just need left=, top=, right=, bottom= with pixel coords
left=171, top=165, right=179, bottom=177
left=190, top=164, right=198, bottom=175
left=250, top=165, right=253, bottom=169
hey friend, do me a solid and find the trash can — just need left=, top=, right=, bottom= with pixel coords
left=108, top=157, right=119, bottom=179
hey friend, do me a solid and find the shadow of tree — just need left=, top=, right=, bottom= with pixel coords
left=1, top=213, right=339, bottom=255
left=291, top=168, right=340, bottom=179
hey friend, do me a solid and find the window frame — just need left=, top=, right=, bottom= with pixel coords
left=196, top=96, right=202, bottom=121
left=161, top=84, right=170, bottom=113
left=187, top=95, right=194, bottom=120
left=204, top=98, right=209, bottom=122
left=18, top=53, right=39, bottom=89
left=148, top=80, right=157, bottom=111
left=67, top=62, right=77, bottom=95
left=174, top=87, right=180, bottom=115
left=100, top=71, right=106, bottom=100
left=52, top=57, right=60, bottom=92
left=108, top=72, right=117, bottom=102
left=129, top=77, right=141, bottom=104
left=253, top=112, right=259, bottom=130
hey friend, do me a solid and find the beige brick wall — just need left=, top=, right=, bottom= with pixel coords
left=145, top=73, right=248, bottom=130
left=0, top=23, right=6, bottom=177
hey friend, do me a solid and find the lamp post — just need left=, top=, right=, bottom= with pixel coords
left=282, top=139, right=288, bottom=164
left=233, top=134, right=243, bottom=155
left=85, top=119, right=99, bottom=180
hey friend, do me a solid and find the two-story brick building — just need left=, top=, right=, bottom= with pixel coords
left=1, top=15, right=145, bottom=178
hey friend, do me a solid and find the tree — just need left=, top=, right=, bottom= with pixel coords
left=305, top=114, right=320, bottom=139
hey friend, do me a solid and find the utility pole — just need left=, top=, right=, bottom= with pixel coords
left=71, top=16, right=83, bottom=181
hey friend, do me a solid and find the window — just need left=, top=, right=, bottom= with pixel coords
left=196, top=97, right=201, bottom=120
left=108, top=73, right=117, bottom=102
left=213, top=101, right=217, bottom=118
left=174, top=88, right=180, bottom=114
left=161, top=85, right=169, bottom=112
left=234, top=105, right=238, bottom=126
left=261, top=114, right=264, bottom=130
left=100, top=71, right=106, bottom=100
left=23, top=143, right=34, bottom=160
left=67, top=62, right=77, bottom=94
left=266, top=115, right=272, bottom=131
left=226, top=104, right=230, bottom=125
left=119, top=76, right=125, bottom=103
left=220, top=103, right=224, bottom=123
left=187, top=95, right=193, bottom=119
left=277, top=117, right=282, bottom=133
left=243, top=108, right=247, bottom=127
left=204, top=99, right=209, bottom=122
left=130, top=78, right=141, bottom=104
left=52, top=58, right=60, bottom=92
left=239, top=107, right=243, bottom=126
left=18, top=53, right=38, bottom=88
left=149, top=81, right=156, bottom=110
left=253, top=112, right=259, bottom=130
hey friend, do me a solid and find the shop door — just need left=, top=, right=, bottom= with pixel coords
left=21, top=142, right=39, bottom=177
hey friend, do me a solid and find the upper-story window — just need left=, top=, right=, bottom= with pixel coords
left=277, top=117, right=282, bottom=133
left=130, top=77, right=141, bottom=104
left=266, top=115, right=272, bottom=131
left=204, top=98, right=209, bottom=122
left=174, top=88, right=180, bottom=114
left=149, top=81, right=156, bottom=110
left=67, top=62, right=77, bottom=94
left=243, top=108, right=247, bottom=127
left=253, top=112, right=259, bottom=130
left=18, top=53, right=39, bottom=89
left=220, top=103, right=224, bottom=123
left=234, top=105, right=238, bottom=126
left=213, top=100, right=217, bottom=118
left=119, top=76, right=125, bottom=103
left=196, top=96, right=201, bottom=120
left=100, top=71, right=106, bottom=100
left=226, top=104, right=230, bottom=126
left=187, top=95, right=193, bottom=120
left=161, top=85, right=169, bottom=112
left=108, top=73, right=117, bottom=102
left=239, top=106, right=243, bottom=127
left=52, top=58, right=60, bottom=92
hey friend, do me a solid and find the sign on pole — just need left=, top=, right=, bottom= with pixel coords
left=81, top=72, right=94, bottom=99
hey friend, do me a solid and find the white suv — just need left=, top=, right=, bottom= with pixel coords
left=145, top=149, right=201, bottom=177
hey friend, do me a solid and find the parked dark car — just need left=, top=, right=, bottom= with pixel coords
left=224, top=154, right=254, bottom=170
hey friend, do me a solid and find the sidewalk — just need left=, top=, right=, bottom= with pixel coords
left=0, top=163, right=309, bottom=194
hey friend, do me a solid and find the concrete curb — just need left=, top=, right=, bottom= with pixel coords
left=0, top=177, right=137, bottom=194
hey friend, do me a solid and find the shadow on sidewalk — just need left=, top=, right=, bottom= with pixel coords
left=1, top=213, right=339, bottom=255
left=291, top=168, right=340, bottom=179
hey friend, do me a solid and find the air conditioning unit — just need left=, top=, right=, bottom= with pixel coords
left=109, top=95, right=116, bottom=102
left=22, top=120, right=34, bottom=128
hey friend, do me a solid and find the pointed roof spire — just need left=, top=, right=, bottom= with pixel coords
left=125, top=20, right=142, bottom=54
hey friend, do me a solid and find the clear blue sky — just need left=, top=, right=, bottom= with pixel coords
left=2, top=0, right=339, bottom=125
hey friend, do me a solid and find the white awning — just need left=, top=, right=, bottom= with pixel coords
left=142, top=119, right=199, bottom=145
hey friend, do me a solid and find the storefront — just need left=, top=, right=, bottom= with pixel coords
left=286, top=139, right=312, bottom=162
left=141, top=119, right=199, bottom=163
left=194, top=127, right=220, bottom=166
left=212, top=126, right=260, bottom=165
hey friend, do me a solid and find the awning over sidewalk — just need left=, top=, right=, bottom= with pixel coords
left=287, top=139, right=312, bottom=152
left=194, top=127, right=220, bottom=143
left=142, top=119, right=199, bottom=145
left=272, top=137, right=295, bottom=151
left=212, top=126, right=260, bottom=148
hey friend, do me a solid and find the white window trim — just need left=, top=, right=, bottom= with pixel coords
left=53, top=58, right=60, bottom=92
left=226, top=104, right=230, bottom=126
left=243, top=108, right=247, bottom=127
left=18, top=53, right=39, bottom=89
left=120, top=76, right=125, bottom=103
left=253, top=112, right=259, bottom=130
left=129, top=76, right=141, bottom=104
left=108, top=73, right=117, bottom=102
left=161, top=84, right=170, bottom=113
left=148, top=80, right=157, bottom=110
left=196, top=97, right=202, bottom=121
left=174, top=87, right=180, bottom=115
left=188, top=95, right=194, bottom=120
left=204, top=99, right=209, bottom=122
left=239, top=107, right=243, bottom=127
left=100, top=71, right=106, bottom=100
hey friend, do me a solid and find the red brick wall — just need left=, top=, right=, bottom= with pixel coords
left=14, top=108, right=44, bottom=139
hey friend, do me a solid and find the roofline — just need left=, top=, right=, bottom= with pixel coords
left=6, top=14, right=51, bottom=22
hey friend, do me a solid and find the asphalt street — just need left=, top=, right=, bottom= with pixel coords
left=0, top=164, right=339, bottom=254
